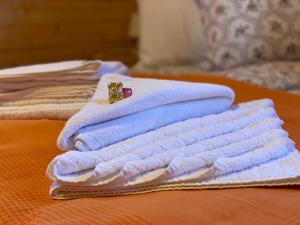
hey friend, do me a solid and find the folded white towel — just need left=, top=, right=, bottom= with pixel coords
left=47, top=99, right=300, bottom=199
left=57, top=74, right=235, bottom=151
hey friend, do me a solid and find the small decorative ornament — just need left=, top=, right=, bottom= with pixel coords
left=108, top=82, right=132, bottom=104
left=123, top=88, right=133, bottom=98
left=108, top=82, right=124, bottom=104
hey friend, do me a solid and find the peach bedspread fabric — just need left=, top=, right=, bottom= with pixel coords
left=1, top=75, right=300, bottom=225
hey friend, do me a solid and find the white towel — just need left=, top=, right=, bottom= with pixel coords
left=57, top=74, right=235, bottom=151
left=47, top=99, right=300, bottom=199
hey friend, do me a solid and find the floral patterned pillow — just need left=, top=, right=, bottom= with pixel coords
left=196, top=0, right=300, bottom=70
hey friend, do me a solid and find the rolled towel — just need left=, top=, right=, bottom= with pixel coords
left=47, top=99, right=300, bottom=199
left=57, top=74, right=235, bottom=151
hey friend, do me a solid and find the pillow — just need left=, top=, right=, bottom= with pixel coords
left=137, top=0, right=205, bottom=67
left=196, top=0, right=300, bottom=70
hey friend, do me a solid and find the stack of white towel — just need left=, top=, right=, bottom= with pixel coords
left=47, top=74, right=300, bottom=199
left=0, top=61, right=128, bottom=119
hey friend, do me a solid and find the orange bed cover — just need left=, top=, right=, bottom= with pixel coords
left=0, top=74, right=300, bottom=225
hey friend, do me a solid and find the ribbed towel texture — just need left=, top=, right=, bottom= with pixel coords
left=57, top=74, right=235, bottom=151
left=0, top=60, right=128, bottom=119
left=47, top=98, right=300, bottom=199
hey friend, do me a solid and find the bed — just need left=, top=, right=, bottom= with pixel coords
left=1, top=0, right=300, bottom=224
left=132, top=61, right=300, bottom=94
left=1, top=74, right=300, bottom=225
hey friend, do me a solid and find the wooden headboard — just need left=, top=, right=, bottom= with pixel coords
left=0, top=0, right=138, bottom=69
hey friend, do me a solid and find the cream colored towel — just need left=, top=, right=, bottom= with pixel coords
left=0, top=61, right=129, bottom=120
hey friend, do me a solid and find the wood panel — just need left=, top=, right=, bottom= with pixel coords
left=0, top=0, right=138, bottom=69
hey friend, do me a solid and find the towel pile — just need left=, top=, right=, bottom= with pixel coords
left=47, top=74, right=300, bottom=199
left=0, top=61, right=128, bottom=119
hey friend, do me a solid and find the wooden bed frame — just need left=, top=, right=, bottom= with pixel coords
left=0, top=0, right=138, bottom=69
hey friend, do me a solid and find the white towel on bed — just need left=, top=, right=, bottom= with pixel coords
left=57, top=74, right=235, bottom=151
left=47, top=99, right=300, bottom=199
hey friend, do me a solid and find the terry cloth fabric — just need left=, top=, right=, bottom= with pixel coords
left=57, top=74, right=235, bottom=151
left=47, top=98, right=300, bottom=199
left=0, top=60, right=129, bottom=120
